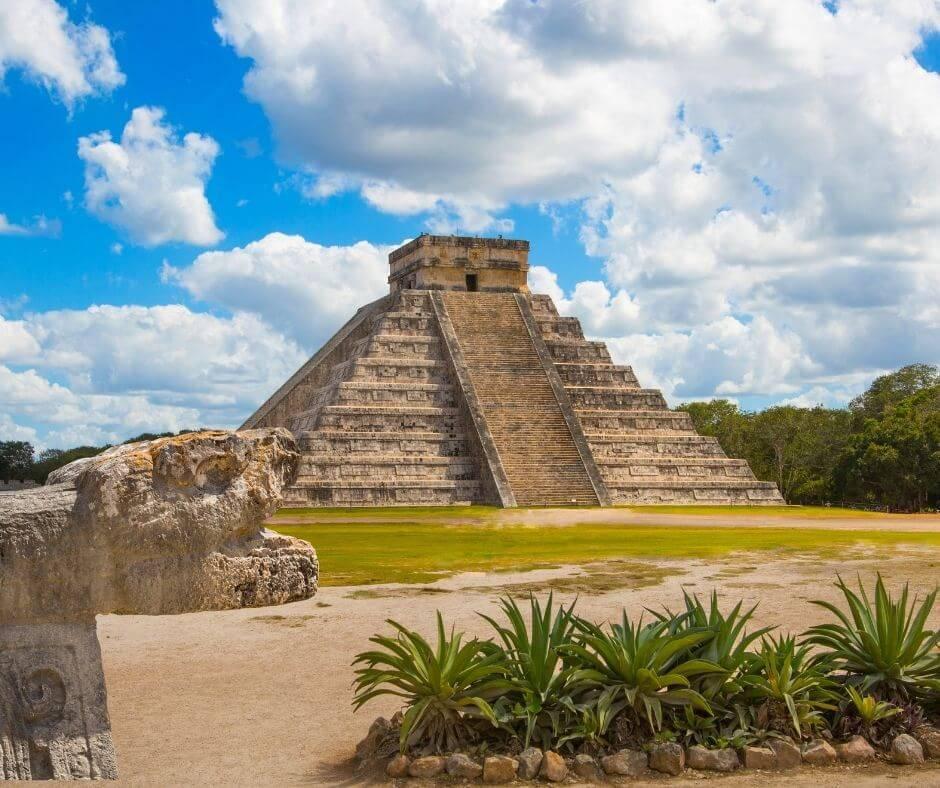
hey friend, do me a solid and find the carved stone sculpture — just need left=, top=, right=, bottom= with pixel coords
left=0, top=429, right=317, bottom=780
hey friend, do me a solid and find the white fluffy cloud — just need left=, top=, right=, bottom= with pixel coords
left=163, top=232, right=393, bottom=345
left=0, top=213, right=61, bottom=237
left=214, top=0, right=940, bottom=403
left=0, top=304, right=306, bottom=448
left=0, top=0, right=123, bottom=106
left=78, top=107, right=224, bottom=246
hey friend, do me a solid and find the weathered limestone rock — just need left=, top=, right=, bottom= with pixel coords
left=914, top=726, right=940, bottom=759
left=446, top=753, right=483, bottom=779
left=891, top=734, right=925, bottom=765
left=835, top=735, right=876, bottom=763
left=801, top=739, right=837, bottom=765
left=483, top=755, right=518, bottom=783
left=516, top=746, right=543, bottom=779
left=649, top=741, right=685, bottom=775
left=768, top=737, right=802, bottom=769
left=573, top=753, right=601, bottom=780
left=408, top=755, right=446, bottom=778
left=387, top=753, right=410, bottom=777
left=601, top=748, right=647, bottom=776
left=0, top=430, right=317, bottom=781
left=539, top=750, right=567, bottom=782
left=743, top=745, right=776, bottom=769
left=687, top=745, right=740, bottom=772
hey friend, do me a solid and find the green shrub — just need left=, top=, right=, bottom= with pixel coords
left=352, top=613, right=506, bottom=752
left=561, top=611, right=724, bottom=733
left=804, top=574, right=940, bottom=701
left=479, top=593, right=577, bottom=749
left=740, top=635, right=837, bottom=738
left=652, top=590, right=774, bottom=704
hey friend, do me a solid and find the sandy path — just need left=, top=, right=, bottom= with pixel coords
left=271, top=508, right=940, bottom=532
left=99, top=544, right=940, bottom=786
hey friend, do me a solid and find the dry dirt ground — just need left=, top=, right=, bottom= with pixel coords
left=99, top=512, right=940, bottom=787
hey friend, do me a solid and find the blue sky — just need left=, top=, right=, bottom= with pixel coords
left=2, top=1, right=940, bottom=449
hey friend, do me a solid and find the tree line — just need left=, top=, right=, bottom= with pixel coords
left=678, top=364, right=940, bottom=512
left=0, top=431, right=197, bottom=486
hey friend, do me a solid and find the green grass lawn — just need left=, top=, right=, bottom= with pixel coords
left=269, top=503, right=896, bottom=524
left=272, top=518, right=940, bottom=587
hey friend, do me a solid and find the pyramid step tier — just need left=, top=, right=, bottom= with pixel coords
left=300, top=430, right=471, bottom=457
left=555, top=362, right=640, bottom=387
left=282, top=479, right=482, bottom=507
left=566, top=386, right=668, bottom=409
left=605, top=478, right=785, bottom=504
left=298, top=454, right=477, bottom=481
left=597, top=457, right=757, bottom=481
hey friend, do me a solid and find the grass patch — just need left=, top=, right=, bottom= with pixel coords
left=272, top=519, right=940, bottom=587
left=469, top=561, right=674, bottom=596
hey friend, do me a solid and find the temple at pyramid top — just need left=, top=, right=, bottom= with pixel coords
left=388, top=234, right=530, bottom=293
left=243, top=234, right=784, bottom=508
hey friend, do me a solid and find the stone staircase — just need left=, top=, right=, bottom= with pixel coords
left=529, top=294, right=784, bottom=504
left=441, top=292, right=599, bottom=506
left=282, top=291, right=482, bottom=506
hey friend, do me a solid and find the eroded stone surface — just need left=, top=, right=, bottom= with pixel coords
left=891, top=734, right=925, bottom=765
left=802, top=740, right=837, bottom=766
left=387, top=754, right=409, bottom=777
left=914, top=726, right=940, bottom=759
left=601, top=748, right=647, bottom=776
left=573, top=753, right=601, bottom=780
left=517, top=747, right=543, bottom=779
left=687, top=745, right=739, bottom=772
left=0, top=429, right=315, bottom=781
left=744, top=745, right=776, bottom=769
left=768, top=737, right=802, bottom=769
left=835, top=736, right=875, bottom=763
left=483, top=755, right=518, bottom=783
left=539, top=750, right=567, bottom=782
left=408, top=755, right=446, bottom=778
left=446, top=753, right=482, bottom=779
left=649, top=742, right=685, bottom=775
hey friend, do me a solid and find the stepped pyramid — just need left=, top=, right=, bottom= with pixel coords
left=242, top=235, right=784, bottom=507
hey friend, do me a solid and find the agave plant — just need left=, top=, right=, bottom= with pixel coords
left=803, top=574, right=940, bottom=701
left=479, top=594, right=578, bottom=749
left=652, top=590, right=775, bottom=703
left=740, top=635, right=838, bottom=739
left=352, top=612, right=506, bottom=753
left=556, top=687, right=627, bottom=750
left=561, top=611, right=725, bottom=733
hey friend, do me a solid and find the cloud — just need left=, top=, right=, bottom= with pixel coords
left=78, top=106, right=224, bottom=246
left=0, top=0, right=124, bottom=106
left=218, top=0, right=940, bottom=400
left=163, top=232, right=394, bottom=345
left=0, top=303, right=306, bottom=448
left=0, top=213, right=61, bottom=237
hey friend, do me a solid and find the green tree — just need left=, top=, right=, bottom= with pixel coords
left=849, top=364, right=938, bottom=421
left=0, top=441, right=35, bottom=481
left=837, top=385, right=940, bottom=511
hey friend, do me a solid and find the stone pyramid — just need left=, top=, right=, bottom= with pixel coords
left=242, top=235, right=784, bottom=507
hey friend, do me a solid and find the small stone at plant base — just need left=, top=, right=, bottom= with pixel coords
left=768, top=737, right=802, bottom=769
left=835, top=736, right=876, bottom=763
left=386, top=753, right=409, bottom=777
left=408, top=755, right=446, bottom=778
left=539, top=750, right=568, bottom=782
left=573, top=753, right=602, bottom=780
left=914, top=726, right=940, bottom=759
left=743, top=745, right=776, bottom=770
left=517, top=747, right=543, bottom=779
left=447, top=753, right=483, bottom=779
left=891, top=734, right=925, bottom=765
left=601, top=748, right=648, bottom=776
left=356, top=717, right=392, bottom=761
left=801, top=740, right=837, bottom=765
left=649, top=742, right=685, bottom=775
left=483, top=755, right=518, bottom=783
left=687, top=745, right=740, bottom=772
